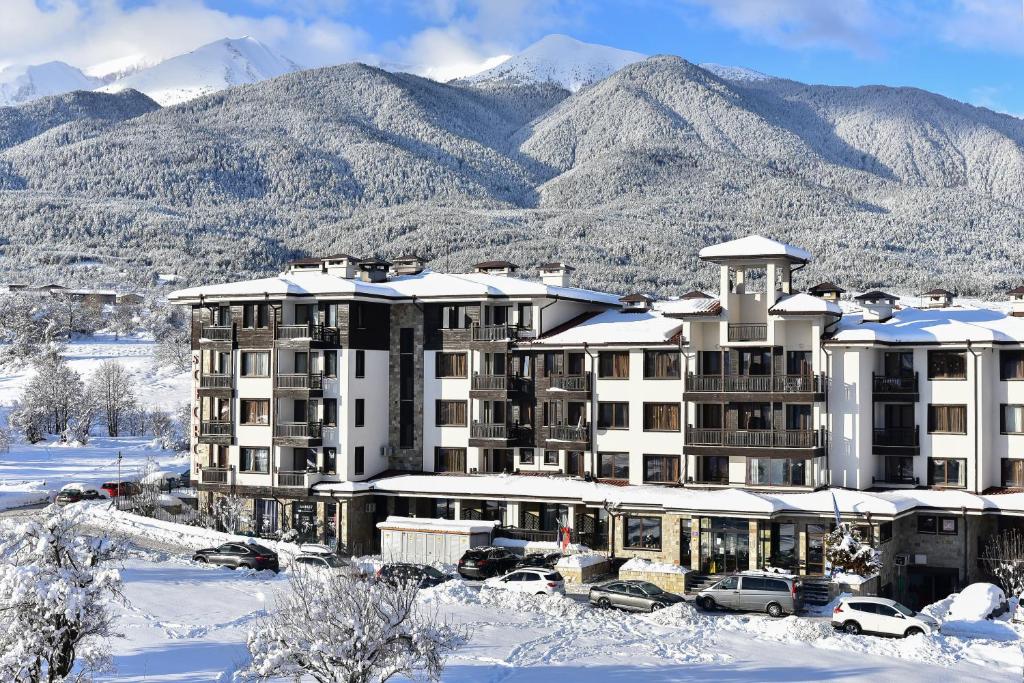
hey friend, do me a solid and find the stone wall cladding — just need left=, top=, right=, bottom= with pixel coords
left=558, top=559, right=610, bottom=584
left=618, top=568, right=688, bottom=593
left=388, top=304, right=425, bottom=471
left=611, top=513, right=688, bottom=565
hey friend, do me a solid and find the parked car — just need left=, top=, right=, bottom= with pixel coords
left=375, top=563, right=451, bottom=589
left=457, top=546, right=519, bottom=579
left=832, top=597, right=940, bottom=637
left=589, top=580, right=684, bottom=613
left=515, top=552, right=562, bottom=570
left=697, top=573, right=804, bottom=617
left=100, top=481, right=142, bottom=498
left=293, top=554, right=349, bottom=572
left=55, top=489, right=85, bottom=506
left=483, top=568, right=565, bottom=596
left=192, top=542, right=280, bottom=571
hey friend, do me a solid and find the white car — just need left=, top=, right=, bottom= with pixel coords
left=832, top=596, right=940, bottom=637
left=484, top=568, right=565, bottom=596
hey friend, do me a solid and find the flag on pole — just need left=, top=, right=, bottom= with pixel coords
left=831, top=490, right=843, bottom=528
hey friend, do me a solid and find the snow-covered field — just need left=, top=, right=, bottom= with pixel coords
left=0, top=334, right=189, bottom=510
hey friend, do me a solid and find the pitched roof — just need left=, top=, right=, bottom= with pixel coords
left=769, top=293, right=842, bottom=316
left=619, top=293, right=654, bottom=303
left=531, top=309, right=683, bottom=346
left=1009, top=286, right=1024, bottom=296
left=680, top=290, right=712, bottom=299
left=656, top=297, right=722, bottom=317
left=853, top=290, right=899, bottom=302
left=539, top=262, right=574, bottom=271
left=922, top=288, right=954, bottom=297
left=473, top=260, right=518, bottom=270
left=830, top=305, right=1024, bottom=344
left=698, top=235, right=812, bottom=263
left=808, top=281, right=845, bottom=294
left=322, top=253, right=358, bottom=261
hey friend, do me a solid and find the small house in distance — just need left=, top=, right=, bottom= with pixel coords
left=1010, top=286, right=1024, bottom=317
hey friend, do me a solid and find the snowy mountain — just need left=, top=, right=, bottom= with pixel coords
left=99, top=37, right=301, bottom=106
left=699, top=63, right=775, bottom=82
left=461, top=34, right=646, bottom=91
left=0, top=62, right=101, bottom=106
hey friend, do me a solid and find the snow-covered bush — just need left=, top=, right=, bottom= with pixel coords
left=982, top=530, right=1024, bottom=597
left=10, top=353, right=87, bottom=441
left=825, top=525, right=880, bottom=577
left=0, top=506, right=124, bottom=682
left=244, top=569, right=463, bottom=682
left=154, top=326, right=191, bottom=373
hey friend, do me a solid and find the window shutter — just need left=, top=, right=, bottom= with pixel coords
left=727, top=350, right=738, bottom=375
left=773, top=347, right=784, bottom=376
left=725, top=405, right=738, bottom=430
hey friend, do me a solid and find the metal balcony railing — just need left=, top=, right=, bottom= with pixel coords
left=727, top=323, right=767, bottom=342
left=472, top=373, right=508, bottom=390
left=201, top=325, right=233, bottom=341
left=685, top=373, right=824, bottom=393
left=274, top=421, right=323, bottom=439
left=471, top=324, right=517, bottom=341
left=686, top=428, right=821, bottom=448
left=277, top=470, right=308, bottom=487
left=199, top=373, right=232, bottom=389
left=872, top=372, right=918, bottom=394
left=872, top=426, right=919, bottom=447
left=276, top=323, right=339, bottom=344
left=275, top=372, right=324, bottom=390
left=199, top=420, right=232, bottom=436
left=470, top=422, right=515, bottom=439
left=550, top=373, right=591, bottom=392
left=200, top=467, right=232, bottom=484
left=546, top=423, right=589, bottom=442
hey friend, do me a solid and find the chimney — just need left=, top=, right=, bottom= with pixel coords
left=357, top=258, right=391, bottom=283
left=808, top=282, right=845, bottom=303
left=619, top=293, right=654, bottom=312
left=322, top=254, right=359, bottom=279
left=284, top=257, right=324, bottom=275
left=1009, top=286, right=1024, bottom=317
left=472, top=260, right=518, bottom=277
left=391, top=254, right=427, bottom=276
left=854, top=290, right=899, bottom=323
left=921, top=288, right=955, bottom=309
left=539, top=262, right=574, bottom=287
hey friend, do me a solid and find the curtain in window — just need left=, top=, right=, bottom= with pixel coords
left=241, top=400, right=269, bottom=425
left=1001, top=351, right=1024, bottom=380
left=600, top=352, right=629, bottom=378
left=242, top=352, right=269, bottom=376
left=1004, top=405, right=1024, bottom=433
left=436, top=400, right=467, bottom=426
left=644, top=403, right=680, bottom=431
left=436, top=353, right=467, bottom=377
left=645, top=351, right=680, bottom=378
left=930, top=405, right=967, bottom=433
left=644, top=455, right=680, bottom=482
left=241, top=447, right=270, bottom=472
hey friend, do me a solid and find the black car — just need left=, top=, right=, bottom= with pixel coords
left=375, top=563, right=450, bottom=588
left=192, top=542, right=280, bottom=571
left=54, top=489, right=84, bottom=506
left=457, top=546, right=519, bottom=579
left=515, top=552, right=562, bottom=570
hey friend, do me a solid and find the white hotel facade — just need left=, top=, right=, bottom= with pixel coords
left=171, top=236, right=1024, bottom=608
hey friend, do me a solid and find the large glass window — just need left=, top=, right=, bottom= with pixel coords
left=240, top=351, right=270, bottom=377
left=884, top=351, right=914, bottom=377
left=928, top=404, right=967, bottom=434
left=435, top=352, right=467, bottom=378
left=927, top=350, right=966, bottom=379
left=928, top=458, right=965, bottom=487
left=1003, top=459, right=1024, bottom=488
left=698, top=351, right=722, bottom=375
left=698, top=455, right=729, bottom=484
left=696, top=404, right=723, bottom=429
left=323, top=447, right=336, bottom=474
left=644, top=351, right=680, bottom=379
left=738, top=349, right=771, bottom=375
left=598, top=351, right=629, bottom=378
left=1001, top=350, right=1024, bottom=380
left=240, top=447, right=269, bottom=473
left=625, top=516, right=662, bottom=550
left=240, top=399, right=269, bottom=425
left=643, top=455, right=680, bottom=483
left=748, top=457, right=806, bottom=486
left=885, top=456, right=915, bottom=483
left=598, top=452, right=629, bottom=479
left=355, top=350, right=365, bottom=378
left=324, top=350, right=337, bottom=378
left=770, top=523, right=798, bottom=570
left=543, top=450, right=560, bottom=465
left=519, top=448, right=535, bottom=465
left=242, top=303, right=268, bottom=329
left=1002, top=405, right=1024, bottom=434
left=643, top=403, right=681, bottom=431
left=786, top=351, right=812, bottom=375
left=435, top=400, right=467, bottom=426
left=256, top=499, right=278, bottom=535
left=323, top=399, right=337, bottom=427
left=435, top=447, right=466, bottom=473
left=736, top=403, right=771, bottom=430
left=598, top=402, right=629, bottom=429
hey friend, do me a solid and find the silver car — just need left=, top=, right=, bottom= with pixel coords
left=589, top=580, right=685, bottom=612
left=697, top=573, right=803, bottom=617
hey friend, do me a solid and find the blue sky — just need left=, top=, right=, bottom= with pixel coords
left=5, top=1, right=1023, bottom=115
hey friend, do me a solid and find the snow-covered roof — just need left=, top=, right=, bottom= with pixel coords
left=655, top=297, right=722, bottom=317
left=830, top=305, right=1024, bottom=344
left=531, top=309, right=683, bottom=346
left=375, top=516, right=500, bottom=534
left=769, top=293, right=842, bottom=316
left=315, top=474, right=1024, bottom=518
left=168, top=270, right=621, bottom=306
left=698, top=235, right=812, bottom=263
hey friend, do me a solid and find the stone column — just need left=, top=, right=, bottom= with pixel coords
left=748, top=519, right=759, bottom=571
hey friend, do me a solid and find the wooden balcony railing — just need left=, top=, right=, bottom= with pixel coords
left=201, top=325, right=233, bottom=341
left=727, top=323, right=767, bottom=342
left=199, top=420, right=232, bottom=436
left=546, top=423, right=589, bottom=442
left=200, top=467, right=232, bottom=484
left=873, top=426, right=919, bottom=447
left=277, top=470, right=308, bottom=487
left=275, top=372, right=324, bottom=390
left=470, top=422, right=515, bottom=440
left=471, top=324, right=517, bottom=341
left=550, top=373, right=591, bottom=392
left=686, top=427, right=821, bottom=448
left=472, top=373, right=507, bottom=390
left=274, top=421, right=323, bottom=439
left=276, top=323, right=339, bottom=344
left=685, top=373, right=824, bottom=393
left=199, top=373, right=232, bottom=389
left=872, top=373, right=918, bottom=394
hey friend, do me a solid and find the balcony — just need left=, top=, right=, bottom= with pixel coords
left=471, top=324, right=517, bottom=342
left=685, top=427, right=824, bottom=453
left=276, top=470, right=318, bottom=488
left=201, top=325, right=233, bottom=342
left=470, top=422, right=516, bottom=440
left=872, top=426, right=920, bottom=455
left=686, top=373, right=824, bottom=396
left=549, top=373, right=591, bottom=392
left=727, top=323, right=767, bottom=342
left=545, top=423, right=590, bottom=444
left=198, top=420, right=233, bottom=444
left=274, top=372, right=324, bottom=392
left=199, top=373, right=233, bottom=392
left=199, top=467, right=233, bottom=485
left=872, top=373, right=919, bottom=401
left=273, top=421, right=323, bottom=444
left=276, top=323, right=339, bottom=345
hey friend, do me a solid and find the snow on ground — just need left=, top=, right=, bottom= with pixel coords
left=101, top=547, right=1023, bottom=682
left=0, top=334, right=190, bottom=510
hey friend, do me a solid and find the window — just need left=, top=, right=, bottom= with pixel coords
left=324, top=351, right=337, bottom=378
left=885, top=456, right=915, bottom=483
left=293, top=351, right=308, bottom=374
left=698, top=351, right=721, bottom=375
left=928, top=458, right=965, bottom=487
left=644, top=351, right=680, bottom=379
left=599, top=351, right=629, bottom=378
left=324, top=304, right=337, bottom=328
left=543, top=450, right=559, bottom=466
left=240, top=447, right=269, bottom=473
left=643, top=403, right=681, bottom=431
left=518, top=303, right=533, bottom=329
left=435, top=447, right=466, bottom=473
left=435, top=352, right=467, bottom=378
left=240, top=399, right=269, bottom=425
left=625, top=516, right=662, bottom=550
left=748, top=457, right=806, bottom=487
left=883, top=351, right=914, bottom=377
left=435, top=400, right=467, bottom=426
left=242, top=303, right=268, bottom=329
left=786, top=350, right=812, bottom=375
left=240, top=351, right=269, bottom=377
left=353, top=303, right=368, bottom=330
left=879, top=522, right=892, bottom=543
left=323, top=399, right=337, bottom=427
left=1001, top=350, right=1024, bottom=380
left=598, top=452, right=629, bottom=479
left=519, top=448, right=535, bottom=465
left=544, top=352, right=564, bottom=376
left=355, top=399, right=365, bottom=427
left=597, top=402, right=629, bottom=429
left=567, top=352, right=585, bottom=376
left=696, top=403, right=723, bottom=429
left=917, top=515, right=958, bottom=535
left=736, top=402, right=772, bottom=430
left=643, top=455, right=680, bottom=483
left=256, top=499, right=278, bottom=534
left=928, top=404, right=967, bottom=434
left=1002, top=405, right=1024, bottom=434
left=927, top=350, right=966, bottom=379
left=697, top=455, right=729, bottom=484
left=355, top=350, right=365, bottom=378
left=1004, top=459, right=1024, bottom=488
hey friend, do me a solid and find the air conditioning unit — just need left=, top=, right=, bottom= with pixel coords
left=894, top=554, right=909, bottom=566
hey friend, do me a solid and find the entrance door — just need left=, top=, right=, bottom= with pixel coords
left=566, top=451, right=585, bottom=476
left=700, top=519, right=750, bottom=573
left=806, top=524, right=828, bottom=574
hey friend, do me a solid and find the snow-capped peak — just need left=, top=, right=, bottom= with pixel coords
left=699, top=63, right=775, bottom=82
left=99, top=36, right=302, bottom=106
left=462, top=34, right=646, bottom=92
left=0, top=61, right=101, bottom=106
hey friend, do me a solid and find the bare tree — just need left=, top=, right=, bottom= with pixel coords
left=245, top=570, right=463, bottom=683
left=154, top=327, right=191, bottom=373
left=0, top=506, right=124, bottom=682
left=983, top=530, right=1024, bottom=597
left=88, top=361, right=137, bottom=437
